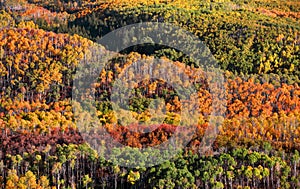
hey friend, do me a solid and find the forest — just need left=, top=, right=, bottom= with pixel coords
left=0, top=0, right=300, bottom=188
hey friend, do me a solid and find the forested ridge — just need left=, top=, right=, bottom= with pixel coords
left=0, top=0, right=300, bottom=188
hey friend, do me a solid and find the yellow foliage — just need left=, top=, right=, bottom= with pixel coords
left=17, top=21, right=39, bottom=29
